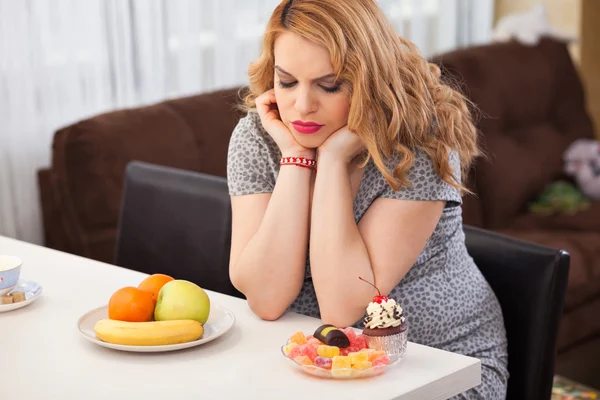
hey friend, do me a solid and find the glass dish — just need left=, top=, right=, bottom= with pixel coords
left=280, top=340, right=403, bottom=380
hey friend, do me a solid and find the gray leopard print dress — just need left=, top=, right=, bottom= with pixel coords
left=227, top=112, right=509, bottom=399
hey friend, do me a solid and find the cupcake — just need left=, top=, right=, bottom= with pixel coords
left=358, top=277, right=408, bottom=358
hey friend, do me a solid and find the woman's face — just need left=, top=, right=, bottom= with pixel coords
left=273, top=31, right=351, bottom=149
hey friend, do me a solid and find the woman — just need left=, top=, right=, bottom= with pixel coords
left=226, top=0, right=508, bottom=398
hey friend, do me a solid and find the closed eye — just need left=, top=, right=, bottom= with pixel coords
left=277, top=80, right=341, bottom=93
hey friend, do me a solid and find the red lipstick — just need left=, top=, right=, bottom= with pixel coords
left=291, top=120, right=324, bottom=134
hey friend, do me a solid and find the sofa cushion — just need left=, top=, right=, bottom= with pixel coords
left=476, top=123, right=570, bottom=227
left=510, top=202, right=600, bottom=233
left=434, top=38, right=595, bottom=229
left=557, top=296, right=600, bottom=351
left=163, top=88, right=246, bottom=178
left=496, top=228, right=600, bottom=311
left=51, top=88, right=243, bottom=233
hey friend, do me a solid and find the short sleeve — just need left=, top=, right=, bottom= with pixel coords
left=379, top=148, right=463, bottom=207
left=226, top=112, right=276, bottom=196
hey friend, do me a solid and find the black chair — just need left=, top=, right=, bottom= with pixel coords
left=464, top=225, right=570, bottom=400
left=116, top=161, right=570, bottom=399
left=115, top=161, right=244, bottom=299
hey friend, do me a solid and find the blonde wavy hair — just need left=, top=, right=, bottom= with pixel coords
left=243, top=0, right=481, bottom=194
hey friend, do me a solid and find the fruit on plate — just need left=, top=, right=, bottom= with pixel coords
left=154, top=280, right=210, bottom=324
left=108, top=286, right=155, bottom=322
left=138, top=273, right=174, bottom=303
left=94, top=318, right=204, bottom=346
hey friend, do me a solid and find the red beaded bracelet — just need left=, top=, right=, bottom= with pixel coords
left=280, top=156, right=316, bottom=170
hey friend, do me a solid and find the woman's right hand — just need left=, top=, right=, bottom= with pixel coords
left=255, top=89, right=315, bottom=158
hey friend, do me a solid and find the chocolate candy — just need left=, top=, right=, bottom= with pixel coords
left=313, top=324, right=350, bottom=348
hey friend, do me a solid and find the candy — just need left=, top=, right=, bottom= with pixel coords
left=352, top=360, right=373, bottom=370
left=298, top=344, right=318, bottom=361
left=284, top=343, right=298, bottom=355
left=289, top=331, right=308, bottom=345
left=372, top=355, right=392, bottom=366
left=331, top=355, right=353, bottom=377
left=340, top=345, right=360, bottom=356
left=307, top=338, right=324, bottom=346
left=352, top=334, right=367, bottom=349
left=332, top=355, right=352, bottom=369
left=360, top=348, right=376, bottom=353
left=341, top=327, right=357, bottom=341
left=288, top=344, right=303, bottom=359
left=314, top=356, right=333, bottom=369
left=349, top=351, right=369, bottom=365
left=294, top=355, right=313, bottom=365
left=314, top=324, right=350, bottom=348
left=317, top=345, right=340, bottom=358
left=368, top=350, right=387, bottom=362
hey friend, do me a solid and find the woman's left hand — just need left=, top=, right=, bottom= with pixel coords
left=318, top=125, right=365, bottom=164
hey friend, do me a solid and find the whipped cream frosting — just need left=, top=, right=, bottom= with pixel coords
left=363, top=298, right=405, bottom=329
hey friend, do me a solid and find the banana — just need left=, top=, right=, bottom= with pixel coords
left=94, top=318, right=204, bottom=346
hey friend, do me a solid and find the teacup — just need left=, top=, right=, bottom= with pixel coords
left=0, top=255, right=22, bottom=296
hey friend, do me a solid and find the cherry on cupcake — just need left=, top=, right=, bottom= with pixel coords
left=358, top=276, right=388, bottom=303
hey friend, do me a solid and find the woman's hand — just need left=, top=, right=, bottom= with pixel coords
left=318, top=125, right=365, bottom=164
left=255, top=89, right=315, bottom=159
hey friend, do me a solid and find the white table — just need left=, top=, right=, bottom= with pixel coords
left=0, top=236, right=480, bottom=399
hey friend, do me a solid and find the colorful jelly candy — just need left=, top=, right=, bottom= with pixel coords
left=372, top=355, right=392, bottom=366
left=352, top=360, right=373, bottom=370
left=331, top=355, right=353, bottom=377
left=284, top=342, right=298, bottom=355
left=289, top=331, right=308, bottom=345
left=341, top=327, right=357, bottom=340
left=352, top=334, right=367, bottom=349
left=317, top=345, right=340, bottom=358
left=368, top=350, right=387, bottom=362
left=340, top=345, right=361, bottom=356
left=314, top=356, right=333, bottom=370
left=349, top=351, right=369, bottom=365
left=298, top=344, right=318, bottom=361
left=331, top=355, right=352, bottom=369
left=294, top=355, right=313, bottom=365
left=288, top=344, right=303, bottom=359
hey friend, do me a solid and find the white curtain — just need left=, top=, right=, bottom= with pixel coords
left=0, top=0, right=493, bottom=245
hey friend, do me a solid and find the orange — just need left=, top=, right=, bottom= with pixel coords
left=108, top=286, right=155, bottom=322
left=138, top=273, right=174, bottom=302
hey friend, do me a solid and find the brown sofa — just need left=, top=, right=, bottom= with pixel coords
left=38, top=38, right=599, bottom=354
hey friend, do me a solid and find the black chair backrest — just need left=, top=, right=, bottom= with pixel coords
left=463, top=225, right=570, bottom=400
left=115, top=161, right=243, bottom=298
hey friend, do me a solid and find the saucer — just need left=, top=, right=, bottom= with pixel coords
left=0, top=279, right=43, bottom=312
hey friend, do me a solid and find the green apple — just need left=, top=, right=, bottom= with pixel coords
left=154, top=280, right=210, bottom=324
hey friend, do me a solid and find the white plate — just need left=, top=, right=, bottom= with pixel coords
left=77, top=303, right=235, bottom=352
left=0, top=279, right=43, bottom=313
